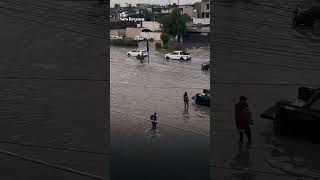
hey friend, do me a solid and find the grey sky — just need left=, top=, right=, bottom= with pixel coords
left=110, top=0, right=201, bottom=7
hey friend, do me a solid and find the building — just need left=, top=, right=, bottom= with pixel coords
left=110, top=19, right=139, bottom=37
left=126, top=21, right=162, bottom=41
left=178, top=5, right=194, bottom=19
left=194, top=0, right=210, bottom=18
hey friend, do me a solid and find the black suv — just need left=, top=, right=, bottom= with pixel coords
left=261, top=87, right=320, bottom=139
left=201, top=61, right=210, bottom=71
left=292, top=6, right=320, bottom=27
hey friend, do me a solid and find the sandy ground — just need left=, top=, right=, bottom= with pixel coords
left=211, top=0, right=320, bottom=179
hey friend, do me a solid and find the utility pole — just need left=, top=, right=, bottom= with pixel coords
left=147, top=38, right=150, bottom=63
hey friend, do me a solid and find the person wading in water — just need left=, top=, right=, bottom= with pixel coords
left=183, top=92, right=189, bottom=109
left=150, top=112, right=157, bottom=130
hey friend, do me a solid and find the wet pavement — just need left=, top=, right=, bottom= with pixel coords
left=110, top=42, right=210, bottom=179
left=212, top=0, right=320, bottom=180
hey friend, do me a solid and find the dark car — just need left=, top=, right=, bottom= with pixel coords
left=292, top=6, right=320, bottom=28
left=192, top=89, right=210, bottom=107
left=201, top=62, right=210, bottom=71
left=261, top=87, right=320, bottom=139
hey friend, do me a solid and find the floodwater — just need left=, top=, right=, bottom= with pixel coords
left=110, top=42, right=210, bottom=179
left=212, top=0, right=320, bottom=180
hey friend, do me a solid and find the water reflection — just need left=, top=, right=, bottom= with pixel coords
left=230, top=144, right=253, bottom=168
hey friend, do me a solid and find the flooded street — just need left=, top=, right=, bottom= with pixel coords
left=110, top=42, right=210, bottom=179
left=212, top=0, right=320, bottom=179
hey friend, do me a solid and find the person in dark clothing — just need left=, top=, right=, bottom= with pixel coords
left=183, top=92, right=189, bottom=109
left=235, top=96, right=252, bottom=145
left=150, top=112, right=157, bottom=130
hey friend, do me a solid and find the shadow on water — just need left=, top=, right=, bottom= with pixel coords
left=292, top=26, right=320, bottom=41
left=145, top=129, right=160, bottom=144
left=229, top=144, right=256, bottom=180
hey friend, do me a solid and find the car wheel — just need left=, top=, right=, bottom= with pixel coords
left=180, top=58, right=184, bottom=61
left=313, top=19, right=320, bottom=33
left=166, top=57, right=169, bottom=60
left=292, top=16, right=297, bottom=26
left=127, top=54, right=131, bottom=57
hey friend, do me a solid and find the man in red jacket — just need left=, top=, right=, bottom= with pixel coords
left=235, top=96, right=252, bottom=145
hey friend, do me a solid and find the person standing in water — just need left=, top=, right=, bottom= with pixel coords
left=183, top=92, right=189, bottom=109
left=150, top=112, right=157, bottom=130
left=235, top=96, right=252, bottom=145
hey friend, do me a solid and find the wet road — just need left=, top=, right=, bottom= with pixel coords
left=110, top=42, right=210, bottom=179
left=212, top=0, right=320, bottom=180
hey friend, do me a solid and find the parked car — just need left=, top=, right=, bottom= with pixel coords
left=134, top=36, right=145, bottom=41
left=292, top=6, right=320, bottom=28
left=261, top=87, right=320, bottom=139
left=201, top=61, right=210, bottom=71
left=164, top=51, right=192, bottom=61
left=127, top=49, right=148, bottom=57
left=192, top=89, right=210, bottom=107
left=110, top=35, right=123, bottom=40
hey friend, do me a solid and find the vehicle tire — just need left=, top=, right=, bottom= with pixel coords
left=166, top=57, right=170, bottom=60
left=180, top=58, right=184, bottom=61
left=292, top=16, right=297, bottom=26
left=313, top=19, right=320, bottom=33
left=127, top=54, right=131, bottom=57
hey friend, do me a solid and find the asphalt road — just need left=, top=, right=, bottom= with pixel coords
left=211, top=0, right=320, bottom=179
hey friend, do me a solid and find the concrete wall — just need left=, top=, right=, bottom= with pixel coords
left=193, top=18, right=210, bottom=25
left=126, top=27, right=162, bottom=41
left=126, top=27, right=143, bottom=39
left=110, top=29, right=126, bottom=37
left=179, top=5, right=194, bottom=19
left=145, top=32, right=162, bottom=41
left=139, top=21, right=161, bottom=31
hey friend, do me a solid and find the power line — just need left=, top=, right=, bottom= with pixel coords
left=214, top=40, right=319, bottom=60
left=0, top=140, right=110, bottom=156
left=0, top=0, right=107, bottom=29
left=0, top=8, right=106, bottom=40
left=213, top=26, right=315, bottom=44
left=0, top=148, right=105, bottom=180
left=0, top=76, right=109, bottom=82
left=214, top=32, right=320, bottom=58
left=220, top=58, right=320, bottom=72
left=111, top=108, right=209, bottom=137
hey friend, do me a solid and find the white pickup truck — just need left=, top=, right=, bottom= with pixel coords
left=165, top=51, right=192, bottom=61
left=110, top=35, right=123, bottom=40
left=127, top=49, right=148, bottom=57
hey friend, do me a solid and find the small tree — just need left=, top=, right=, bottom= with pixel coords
left=160, top=8, right=188, bottom=43
left=161, top=33, right=170, bottom=45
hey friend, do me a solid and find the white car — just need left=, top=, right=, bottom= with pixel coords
left=134, top=36, right=145, bottom=41
left=127, top=49, right=148, bottom=57
left=165, top=51, right=192, bottom=61
left=110, top=35, right=123, bottom=40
